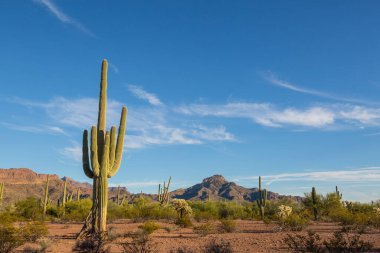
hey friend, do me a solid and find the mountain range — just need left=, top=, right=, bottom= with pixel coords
left=0, top=168, right=301, bottom=204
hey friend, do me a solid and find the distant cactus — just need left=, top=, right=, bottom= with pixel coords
left=158, top=176, right=171, bottom=206
left=312, top=187, right=318, bottom=221
left=62, top=180, right=67, bottom=207
left=171, top=199, right=192, bottom=219
left=335, top=186, right=342, bottom=200
left=79, top=59, right=128, bottom=238
left=256, top=176, right=267, bottom=220
left=0, top=182, right=4, bottom=205
left=43, top=175, right=49, bottom=215
left=77, top=187, right=81, bottom=201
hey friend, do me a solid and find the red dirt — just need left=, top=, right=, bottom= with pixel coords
left=18, top=220, right=380, bottom=252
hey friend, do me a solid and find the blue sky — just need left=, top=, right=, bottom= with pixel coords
left=1, top=0, right=380, bottom=202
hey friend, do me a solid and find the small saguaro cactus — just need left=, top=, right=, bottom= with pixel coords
left=79, top=59, right=128, bottom=237
left=62, top=180, right=67, bottom=207
left=256, top=176, right=267, bottom=220
left=312, top=186, right=318, bottom=221
left=158, top=176, right=171, bottom=206
left=0, top=182, right=4, bottom=205
left=43, top=175, right=50, bottom=216
left=335, top=186, right=342, bottom=200
left=77, top=187, right=81, bottom=201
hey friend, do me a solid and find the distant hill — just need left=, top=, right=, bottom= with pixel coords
left=0, top=168, right=129, bottom=205
left=171, top=174, right=302, bottom=202
left=0, top=169, right=301, bottom=204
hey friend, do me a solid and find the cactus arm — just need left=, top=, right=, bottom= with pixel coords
left=108, top=106, right=127, bottom=177
left=109, top=126, right=116, bottom=167
left=91, top=126, right=100, bottom=177
left=82, top=130, right=94, bottom=178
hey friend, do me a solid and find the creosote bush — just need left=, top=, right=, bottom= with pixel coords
left=219, top=219, right=236, bottom=233
left=138, top=221, right=160, bottom=235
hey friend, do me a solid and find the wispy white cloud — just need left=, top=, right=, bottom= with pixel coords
left=108, top=61, right=119, bottom=74
left=264, top=73, right=373, bottom=105
left=128, top=85, right=163, bottom=106
left=178, top=102, right=380, bottom=128
left=232, top=167, right=380, bottom=185
left=60, top=143, right=81, bottom=162
left=34, top=0, right=95, bottom=37
left=1, top=122, right=67, bottom=135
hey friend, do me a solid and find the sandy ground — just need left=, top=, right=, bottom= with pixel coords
left=18, top=220, right=380, bottom=252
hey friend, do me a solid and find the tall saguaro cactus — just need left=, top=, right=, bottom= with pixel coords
left=158, top=176, right=171, bottom=206
left=312, top=186, right=318, bottom=221
left=80, top=59, right=128, bottom=237
left=256, top=176, right=267, bottom=220
left=0, top=182, right=4, bottom=205
left=62, top=180, right=67, bottom=207
left=43, top=175, right=50, bottom=215
left=335, top=186, right=342, bottom=200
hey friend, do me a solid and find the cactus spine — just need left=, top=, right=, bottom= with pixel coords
left=256, top=176, right=267, bottom=220
left=312, top=186, right=318, bottom=221
left=158, top=176, right=171, bottom=206
left=43, top=175, right=50, bottom=215
left=0, top=182, right=4, bottom=205
left=80, top=59, right=128, bottom=237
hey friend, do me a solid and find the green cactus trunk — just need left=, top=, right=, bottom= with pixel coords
left=79, top=59, right=127, bottom=238
left=117, top=185, right=120, bottom=205
left=312, top=187, right=318, bottom=221
left=0, top=182, right=4, bottom=205
left=335, top=186, right=342, bottom=200
left=43, top=175, right=49, bottom=216
left=256, top=176, right=267, bottom=220
left=77, top=187, right=81, bottom=201
left=63, top=180, right=67, bottom=207
left=158, top=176, right=171, bottom=206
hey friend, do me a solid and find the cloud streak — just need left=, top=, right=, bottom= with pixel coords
left=178, top=102, right=380, bottom=128
left=128, top=85, right=163, bottom=106
left=264, top=73, right=374, bottom=105
left=35, top=0, right=95, bottom=37
left=233, top=167, right=380, bottom=185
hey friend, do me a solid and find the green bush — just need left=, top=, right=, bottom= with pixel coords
left=0, top=223, right=24, bottom=253
left=279, top=214, right=308, bottom=231
left=219, top=219, right=236, bottom=233
left=138, top=221, right=160, bottom=235
left=193, top=222, right=214, bottom=236
left=63, top=199, right=92, bottom=221
left=14, top=198, right=43, bottom=220
left=21, top=221, right=48, bottom=242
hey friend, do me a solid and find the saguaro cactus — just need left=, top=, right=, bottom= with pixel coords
left=43, top=175, right=50, bottom=215
left=158, top=176, right=171, bottom=206
left=80, top=59, right=128, bottom=237
left=62, top=180, right=67, bottom=207
left=0, top=182, right=4, bottom=205
left=256, top=176, right=267, bottom=220
left=77, top=187, right=81, bottom=201
left=312, top=186, right=318, bottom=221
left=335, top=186, right=342, bottom=200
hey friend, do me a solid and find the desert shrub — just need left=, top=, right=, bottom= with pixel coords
left=193, top=222, right=214, bottom=236
left=21, top=221, right=48, bottom=242
left=0, top=223, right=24, bottom=253
left=284, top=229, right=374, bottom=253
left=218, top=219, right=236, bottom=233
left=14, top=198, right=43, bottom=220
left=121, top=230, right=155, bottom=253
left=73, top=235, right=110, bottom=253
left=63, top=199, right=92, bottom=221
left=175, top=217, right=193, bottom=228
left=279, top=214, right=308, bottom=231
left=283, top=230, right=323, bottom=253
left=203, top=239, right=234, bottom=253
left=323, top=230, right=373, bottom=252
left=138, top=222, right=160, bottom=235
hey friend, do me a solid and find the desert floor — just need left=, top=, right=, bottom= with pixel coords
left=19, top=220, right=380, bottom=252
